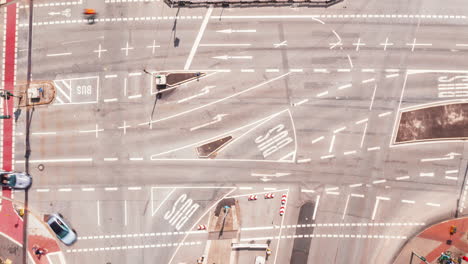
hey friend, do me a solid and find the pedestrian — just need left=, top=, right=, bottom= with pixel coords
left=32, top=246, right=46, bottom=259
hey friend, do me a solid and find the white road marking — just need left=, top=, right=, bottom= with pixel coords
left=446, top=170, right=459, bottom=174
left=312, top=136, right=324, bottom=144
left=128, top=187, right=142, bottom=190
left=337, top=69, right=351, bottom=72
left=372, top=179, right=386, bottom=184
left=297, top=158, right=311, bottom=163
left=378, top=111, right=392, bottom=117
left=326, top=191, right=340, bottom=195
left=301, top=189, right=315, bottom=193
left=445, top=176, right=458, bottom=181
left=152, top=188, right=176, bottom=217
left=128, top=72, right=142, bottom=77
left=347, top=55, right=353, bottom=68
left=105, top=187, right=118, bottom=191
left=355, top=118, right=368, bottom=125
left=352, top=38, right=366, bottom=51
left=380, top=37, right=393, bottom=51
left=369, top=84, right=377, bottom=110
left=104, top=158, right=118, bottom=161
left=178, top=86, right=216, bottom=104
left=386, top=73, right=399, bottom=78
left=316, top=91, right=328, bottom=97
left=129, top=157, right=144, bottom=161
left=264, top=187, right=277, bottom=191
left=16, top=158, right=93, bottom=163
left=406, top=38, right=432, bottom=51
left=241, top=69, right=255, bottom=72
left=312, top=195, right=320, bottom=220
left=362, top=78, right=375, bottom=84
left=367, top=146, right=381, bottom=151
left=338, top=84, right=352, bottom=90
left=104, top=74, right=117, bottom=78
left=36, top=189, right=50, bottom=192
left=79, top=124, right=103, bottom=138
left=216, top=29, right=256, bottom=34
left=58, top=188, right=72, bottom=192
left=360, top=123, right=368, bottom=148
left=212, top=55, right=252, bottom=60
left=274, top=40, right=288, bottom=48
left=293, top=99, right=308, bottom=107
left=349, top=183, right=362, bottom=188
left=351, top=193, right=365, bottom=198
left=426, top=203, right=440, bottom=207
left=146, top=40, right=160, bottom=55
left=128, top=94, right=142, bottom=99
left=420, top=172, right=434, bottom=177
left=329, top=135, right=336, bottom=153
left=421, top=152, right=461, bottom=162
left=118, top=121, right=130, bottom=135
left=320, top=155, right=335, bottom=160
left=239, top=187, right=253, bottom=190
left=184, top=6, right=213, bottom=70
left=266, top=69, right=280, bottom=73
left=342, top=195, right=350, bottom=220
left=82, top=188, right=95, bottom=191
left=104, top=98, right=118, bottom=102
left=401, top=200, right=415, bottom=204
left=93, top=44, right=107, bottom=58
left=325, top=187, right=339, bottom=191
left=146, top=73, right=291, bottom=125
left=396, top=176, right=410, bottom=180
left=121, top=41, right=134, bottom=56
left=32, top=132, right=57, bottom=135
left=189, top=114, right=227, bottom=131
left=46, top=52, right=72, bottom=57
left=362, top=69, right=375, bottom=73
left=202, top=44, right=251, bottom=48
left=333, top=126, right=346, bottom=134
left=344, top=150, right=357, bottom=155
left=313, top=68, right=329, bottom=73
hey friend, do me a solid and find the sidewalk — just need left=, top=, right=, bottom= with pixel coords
left=0, top=1, right=64, bottom=263
left=394, top=217, right=468, bottom=264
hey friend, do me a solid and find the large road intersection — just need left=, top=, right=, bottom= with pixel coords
left=3, top=0, right=468, bottom=263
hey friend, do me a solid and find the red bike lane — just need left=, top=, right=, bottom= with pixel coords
left=0, top=1, right=62, bottom=263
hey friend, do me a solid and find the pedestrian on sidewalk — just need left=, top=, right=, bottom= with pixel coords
left=32, top=245, right=47, bottom=259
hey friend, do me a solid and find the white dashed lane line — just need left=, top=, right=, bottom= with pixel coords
left=240, top=234, right=407, bottom=241
left=67, top=241, right=202, bottom=253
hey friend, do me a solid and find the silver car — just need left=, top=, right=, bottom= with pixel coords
left=0, top=172, right=32, bottom=189
left=46, top=213, right=77, bottom=246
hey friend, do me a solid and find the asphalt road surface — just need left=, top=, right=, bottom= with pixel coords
left=6, top=0, right=468, bottom=263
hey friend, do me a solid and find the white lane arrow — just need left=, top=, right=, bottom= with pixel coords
left=48, top=8, right=71, bottom=17
left=251, top=172, right=291, bottom=178
left=216, top=29, right=257, bottom=34
left=420, top=152, right=462, bottom=162
left=212, top=55, right=253, bottom=60
left=177, top=86, right=216, bottom=104
left=190, top=114, right=228, bottom=131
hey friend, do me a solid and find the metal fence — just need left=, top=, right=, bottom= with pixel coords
left=164, top=0, right=343, bottom=8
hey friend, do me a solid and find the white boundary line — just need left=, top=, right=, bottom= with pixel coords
left=184, top=6, right=213, bottom=70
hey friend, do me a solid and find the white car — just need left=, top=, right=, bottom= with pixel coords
left=0, top=172, right=32, bottom=189
left=47, top=214, right=77, bottom=246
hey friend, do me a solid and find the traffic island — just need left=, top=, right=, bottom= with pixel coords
left=15, top=81, right=56, bottom=107
left=164, top=0, right=343, bottom=8
left=201, top=198, right=240, bottom=264
left=394, top=102, right=468, bottom=144
left=196, top=136, right=233, bottom=158
left=393, top=217, right=468, bottom=263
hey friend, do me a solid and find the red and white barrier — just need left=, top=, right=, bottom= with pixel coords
left=197, top=224, right=207, bottom=230
left=281, top=194, right=287, bottom=205
left=248, top=195, right=258, bottom=201
left=279, top=206, right=285, bottom=216
left=264, top=193, right=275, bottom=199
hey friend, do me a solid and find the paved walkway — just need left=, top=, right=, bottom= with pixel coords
left=0, top=1, right=64, bottom=263
left=394, top=217, right=468, bottom=264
